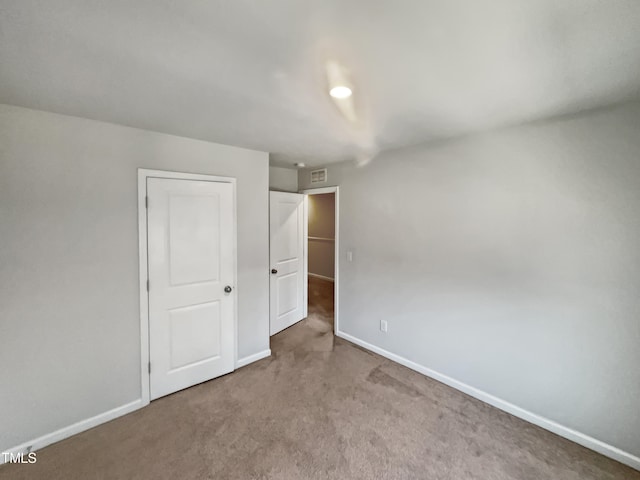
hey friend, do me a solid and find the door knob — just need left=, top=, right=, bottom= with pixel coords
left=224, top=285, right=233, bottom=293
left=271, top=269, right=278, bottom=274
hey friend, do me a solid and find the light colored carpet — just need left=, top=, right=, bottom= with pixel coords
left=1, top=276, right=637, bottom=479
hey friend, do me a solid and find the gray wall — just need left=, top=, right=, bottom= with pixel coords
left=0, top=105, right=270, bottom=451
left=269, top=166, right=298, bottom=192
left=308, top=193, right=335, bottom=279
left=299, top=102, right=640, bottom=458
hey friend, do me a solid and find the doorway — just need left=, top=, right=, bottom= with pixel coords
left=302, top=186, right=339, bottom=335
left=268, top=186, right=339, bottom=343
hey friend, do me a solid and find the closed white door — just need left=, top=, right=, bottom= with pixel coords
left=270, top=191, right=307, bottom=335
left=147, top=177, right=235, bottom=400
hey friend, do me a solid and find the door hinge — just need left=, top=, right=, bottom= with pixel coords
left=145, top=196, right=149, bottom=208
left=148, top=362, right=151, bottom=374
left=146, top=279, right=149, bottom=292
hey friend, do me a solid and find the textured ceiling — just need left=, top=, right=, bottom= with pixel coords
left=1, top=0, right=639, bottom=167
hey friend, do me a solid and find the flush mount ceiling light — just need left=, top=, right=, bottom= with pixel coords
left=294, top=162, right=306, bottom=168
left=329, top=85, right=352, bottom=99
left=324, top=60, right=378, bottom=167
left=326, top=61, right=353, bottom=99
left=326, top=60, right=357, bottom=123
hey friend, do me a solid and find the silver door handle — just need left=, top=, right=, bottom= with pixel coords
left=224, top=285, right=233, bottom=293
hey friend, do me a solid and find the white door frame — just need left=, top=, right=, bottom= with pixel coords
left=300, top=186, right=340, bottom=334
left=138, top=168, right=238, bottom=406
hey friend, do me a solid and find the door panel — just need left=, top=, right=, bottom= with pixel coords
left=269, top=191, right=306, bottom=335
left=277, top=272, right=299, bottom=315
left=168, top=194, right=221, bottom=285
left=148, top=177, right=235, bottom=400
left=168, top=301, right=221, bottom=370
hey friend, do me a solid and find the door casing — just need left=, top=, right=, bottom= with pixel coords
left=138, top=168, right=238, bottom=406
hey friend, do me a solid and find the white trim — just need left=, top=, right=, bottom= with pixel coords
left=301, top=186, right=337, bottom=195
left=1, top=399, right=143, bottom=464
left=303, top=196, right=308, bottom=319
left=308, top=272, right=335, bottom=282
left=236, top=349, right=272, bottom=369
left=137, top=172, right=151, bottom=407
left=335, top=330, right=640, bottom=472
left=138, top=168, right=238, bottom=405
left=335, top=188, right=339, bottom=335
left=301, top=186, right=339, bottom=334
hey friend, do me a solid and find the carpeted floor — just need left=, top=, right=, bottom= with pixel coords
left=1, top=276, right=637, bottom=479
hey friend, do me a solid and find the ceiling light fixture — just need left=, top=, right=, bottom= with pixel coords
left=329, top=85, right=352, bottom=99
left=326, top=61, right=353, bottom=100
left=294, top=162, right=306, bottom=168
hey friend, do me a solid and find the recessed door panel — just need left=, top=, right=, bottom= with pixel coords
left=169, top=194, right=220, bottom=286
left=277, top=273, right=298, bottom=317
left=275, top=201, right=299, bottom=261
left=169, top=301, right=221, bottom=370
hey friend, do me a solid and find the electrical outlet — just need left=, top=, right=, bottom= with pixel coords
left=380, top=320, right=388, bottom=333
left=346, top=250, right=353, bottom=262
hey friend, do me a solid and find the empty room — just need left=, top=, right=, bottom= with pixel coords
left=1, top=1, right=639, bottom=479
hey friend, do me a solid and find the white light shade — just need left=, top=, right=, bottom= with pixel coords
left=329, top=85, right=352, bottom=99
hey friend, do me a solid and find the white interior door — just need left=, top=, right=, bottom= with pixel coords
left=270, top=191, right=307, bottom=335
left=147, top=177, right=235, bottom=400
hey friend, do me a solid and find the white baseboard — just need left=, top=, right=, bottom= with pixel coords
left=2, top=350, right=272, bottom=464
left=236, top=349, right=271, bottom=369
left=1, top=399, right=144, bottom=465
left=336, top=330, right=640, bottom=472
left=308, top=273, right=334, bottom=282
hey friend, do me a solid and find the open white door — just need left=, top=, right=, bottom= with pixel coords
left=269, top=191, right=307, bottom=335
left=147, top=177, right=235, bottom=400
